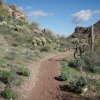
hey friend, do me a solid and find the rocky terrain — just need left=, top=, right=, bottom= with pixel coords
left=3, top=4, right=27, bottom=23
left=0, top=3, right=69, bottom=100
left=0, top=1, right=100, bottom=100
left=68, top=20, right=100, bottom=42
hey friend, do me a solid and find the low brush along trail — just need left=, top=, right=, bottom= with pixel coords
left=27, top=51, right=94, bottom=100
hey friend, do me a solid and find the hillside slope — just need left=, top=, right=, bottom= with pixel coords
left=0, top=4, right=68, bottom=100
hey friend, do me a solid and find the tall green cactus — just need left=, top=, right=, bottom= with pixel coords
left=91, top=25, right=94, bottom=54
left=88, top=25, right=95, bottom=54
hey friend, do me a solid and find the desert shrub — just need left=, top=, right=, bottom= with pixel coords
left=88, top=66, right=100, bottom=74
left=96, top=85, right=100, bottom=91
left=17, top=67, right=30, bottom=76
left=5, top=51, right=16, bottom=60
left=33, top=50, right=41, bottom=57
left=8, top=62, right=19, bottom=68
left=68, top=59, right=77, bottom=67
left=60, top=64, right=71, bottom=81
left=2, top=87, right=17, bottom=100
left=12, top=78, right=23, bottom=86
left=25, top=50, right=41, bottom=61
left=30, top=21, right=39, bottom=29
left=69, top=76, right=87, bottom=94
left=68, top=59, right=80, bottom=68
left=83, top=51, right=100, bottom=73
left=76, top=76, right=87, bottom=87
left=61, top=71, right=69, bottom=81
left=58, top=48, right=65, bottom=52
left=0, top=59, right=5, bottom=65
left=11, top=41, right=18, bottom=47
left=44, top=29, right=55, bottom=40
left=0, top=70, right=14, bottom=84
left=39, top=45, right=51, bottom=52
left=68, top=58, right=85, bottom=70
left=60, top=59, right=72, bottom=81
left=69, top=82, right=82, bottom=94
left=25, top=50, right=34, bottom=60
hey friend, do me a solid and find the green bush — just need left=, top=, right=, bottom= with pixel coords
left=39, top=45, right=51, bottom=52
left=88, top=66, right=100, bottom=74
left=69, top=82, right=82, bottom=94
left=82, top=47, right=100, bottom=73
left=60, top=72, right=69, bottom=81
left=76, top=76, right=87, bottom=87
left=60, top=65, right=71, bottom=81
left=68, top=59, right=79, bottom=68
left=96, top=85, right=100, bottom=91
left=68, top=59, right=85, bottom=70
left=2, top=87, right=17, bottom=100
left=17, top=67, right=30, bottom=76
left=12, top=78, right=23, bottom=86
left=0, top=59, right=5, bottom=66
left=0, top=70, right=14, bottom=84
left=69, top=76, right=87, bottom=94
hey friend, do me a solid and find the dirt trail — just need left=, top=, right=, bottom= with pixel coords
left=28, top=51, right=86, bottom=100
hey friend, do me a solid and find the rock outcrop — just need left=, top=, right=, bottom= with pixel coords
left=67, top=20, right=100, bottom=45
left=3, top=4, right=27, bottom=23
left=75, top=27, right=86, bottom=33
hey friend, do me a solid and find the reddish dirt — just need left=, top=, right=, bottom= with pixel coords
left=28, top=52, right=99, bottom=100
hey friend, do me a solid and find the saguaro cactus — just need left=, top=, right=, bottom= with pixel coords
left=88, top=25, right=94, bottom=54
left=91, top=25, right=94, bottom=54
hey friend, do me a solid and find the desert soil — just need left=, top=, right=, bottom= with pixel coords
left=28, top=51, right=83, bottom=100
left=18, top=51, right=98, bottom=100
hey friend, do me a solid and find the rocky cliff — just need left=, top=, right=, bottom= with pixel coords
left=69, top=20, right=100, bottom=41
left=3, top=4, right=27, bottom=23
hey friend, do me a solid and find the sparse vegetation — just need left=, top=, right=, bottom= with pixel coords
left=0, top=0, right=4, bottom=15
left=60, top=61, right=71, bottom=81
left=0, top=70, right=14, bottom=84
left=30, top=21, right=39, bottom=29
left=5, top=51, right=16, bottom=60
left=17, top=67, right=30, bottom=76
left=39, top=45, right=51, bottom=52
left=60, top=53, right=100, bottom=96
left=0, top=0, right=100, bottom=99
left=68, top=76, right=87, bottom=94
left=2, top=87, right=17, bottom=100
left=0, top=59, right=5, bottom=65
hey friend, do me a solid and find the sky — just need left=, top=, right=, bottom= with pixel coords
left=5, top=0, right=100, bottom=36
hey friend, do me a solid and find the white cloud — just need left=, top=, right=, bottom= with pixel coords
left=72, top=10, right=100, bottom=24
left=28, top=10, right=53, bottom=18
left=93, top=10, right=100, bottom=14
left=18, top=7, right=24, bottom=11
left=26, top=6, right=33, bottom=10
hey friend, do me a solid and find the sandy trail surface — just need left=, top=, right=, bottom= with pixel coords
left=18, top=51, right=97, bottom=100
